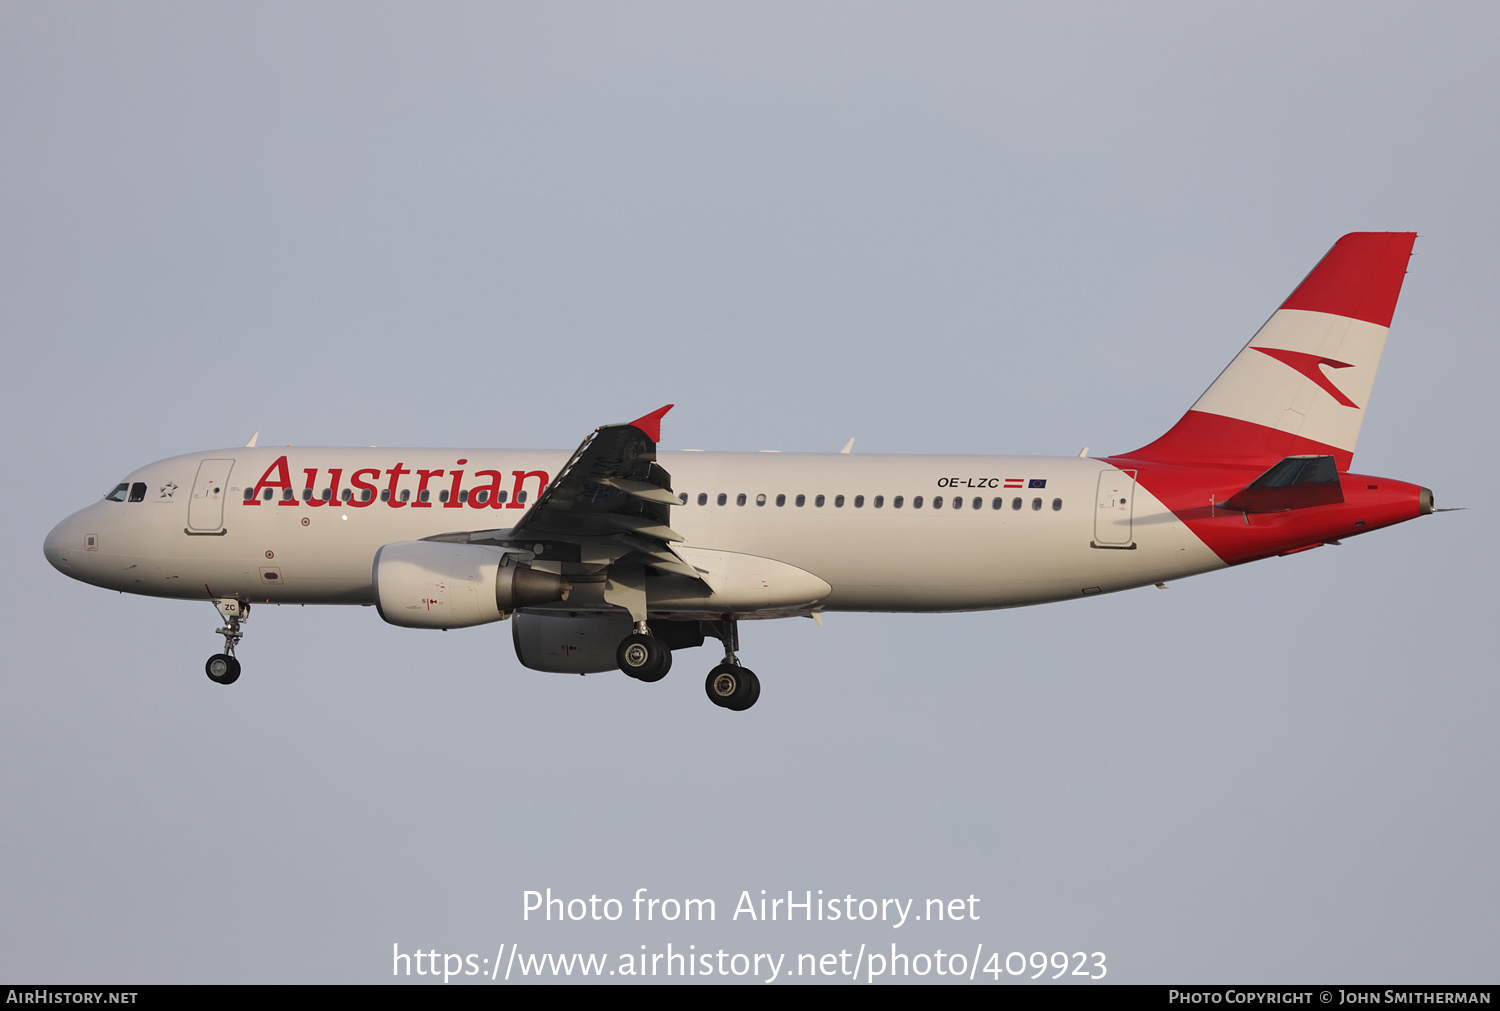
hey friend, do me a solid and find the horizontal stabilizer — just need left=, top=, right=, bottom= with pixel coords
left=1222, top=455, right=1343, bottom=513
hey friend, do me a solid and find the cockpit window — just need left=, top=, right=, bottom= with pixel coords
left=128, top=482, right=147, bottom=502
left=105, top=483, right=129, bottom=502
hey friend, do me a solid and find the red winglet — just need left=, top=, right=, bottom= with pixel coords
left=627, top=404, right=674, bottom=443
left=1279, top=232, right=1417, bottom=328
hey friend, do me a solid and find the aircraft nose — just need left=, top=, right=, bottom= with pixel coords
left=43, top=516, right=76, bottom=572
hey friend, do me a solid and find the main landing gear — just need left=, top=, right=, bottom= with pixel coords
left=705, top=662, right=759, bottom=712
left=613, top=617, right=761, bottom=710
left=704, top=618, right=759, bottom=712
left=616, top=622, right=672, bottom=683
left=205, top=598, right=248, bottom=686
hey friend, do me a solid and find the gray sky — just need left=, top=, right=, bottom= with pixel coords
left=2, top=2, right=1495, bottom=983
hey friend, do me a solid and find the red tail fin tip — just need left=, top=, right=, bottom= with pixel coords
left=1119, top=234, right=1417, bottom=470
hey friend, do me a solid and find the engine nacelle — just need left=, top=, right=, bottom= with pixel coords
left=372, top=541, right=568, bottom=629
left=512, top=611, right=634, bottom=673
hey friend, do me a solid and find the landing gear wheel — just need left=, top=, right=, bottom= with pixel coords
left=205, top=653, right=241, bottom=685
left=616, top=633, right=671, bottom=682
left=705, top=663, right=759, bottom=711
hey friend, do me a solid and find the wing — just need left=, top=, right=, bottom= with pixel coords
left=423, top=405, right=703, bottom=582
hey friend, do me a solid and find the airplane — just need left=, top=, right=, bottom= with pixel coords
left=44, top=233, right=1435, bottom=712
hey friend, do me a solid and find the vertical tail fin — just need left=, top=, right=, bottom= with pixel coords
left=1124, top=233, right=1417, bottom=470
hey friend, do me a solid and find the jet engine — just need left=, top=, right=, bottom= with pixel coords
left=511, top=611, right=635, bottom=673
left=372, top=541, right=568, bottom=629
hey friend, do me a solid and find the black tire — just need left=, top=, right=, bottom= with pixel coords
left=705, top=663, right=757, bottom=710
left=740, top=669, right=761, bottom=710
left=205, top=653, right=241, bottom=685
left=635, top=647, right=671, bottom=683
left=617, top=633, right=670, bottom=682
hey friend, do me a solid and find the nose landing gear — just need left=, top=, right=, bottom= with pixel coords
left=205, top=653, right=240, bottom=684
left=206, top=598, right=248, bottom=685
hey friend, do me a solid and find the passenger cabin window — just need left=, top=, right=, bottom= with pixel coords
left=1011, top=497, right=1022, bottom=510
left=834, top=495, right=845, bottom=508
left=243, top=488, right=254, bottom=501
left=380, top=490, right=391, bottom=502
left=756, top=493, right=766, bottom=506
left=1052, top=498, right=1062, bottom=511
left=815, top=494, right=825, bottom=507
left=776, top=494, right=786, bottom=507
left=106, top=483, right=129, bottom=502
left=697, top=493, right=708, bottom=506
left=343, top=489, right=354, bottom=502
left=419, top=490, right=430, bottom=503
left=129, top=482, right=147, bottom=502
left=854, top=495, right=864, bottom=508
left=933, top=496, right=943, bottom=509
left=399, top=490, right=410, bottom=503
left=263, top=488, right=274, bottom=501
left=517, top=491, right=528, bottom=503
left=678, top=492, right=688, bottom=504
left=914, top=496, right=924, bottom=509
left=717, top=493, right=727, bottom=506
left=795, top=494, right=806, bottom=507
left=365, top=490, right=375, bottom=502
left=1031, top=497, right=1043, bottom=511
left=894, top=496, right=904, bottom=508
left=972, top=497, right=982, bottom=510
left=737, top=493, right=747, bottom=506
left=992, top=497, right=1002, bottom=510
left=874, top=496, right=884, bottom=508
left=283, top=488, right=294, bottom=502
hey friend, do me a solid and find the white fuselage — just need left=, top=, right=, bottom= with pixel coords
left=44, top=447, right=1226, bottom=616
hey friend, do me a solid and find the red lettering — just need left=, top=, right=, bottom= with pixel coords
left=385, top=463, right=411, bottom=508
left=470, top=469, right=506, bottom=509
left=348, top=468, right=380, bottom=508
left=413, top=469, right=444, bottom=508
left=243, top=455, right=293, bottom=506
left=444, top=468, right=465, bottom=508
left=509, top=470, right=549, bottom=509
left=326, top=468, right=343, bottom=505
left=302, top=468, right=328, bottom=507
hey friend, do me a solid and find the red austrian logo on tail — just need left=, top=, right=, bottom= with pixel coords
left=1253, top=347, right=1361, bottom=408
